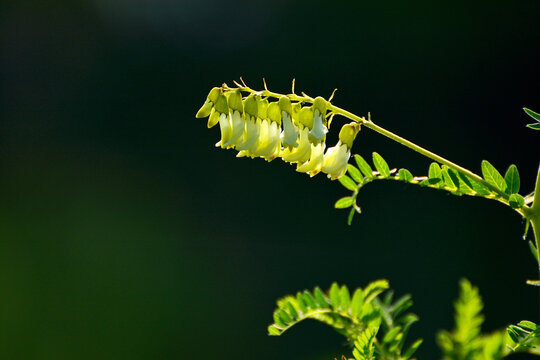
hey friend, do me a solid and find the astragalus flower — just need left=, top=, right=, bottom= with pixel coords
left=322, top=123, right=360, bottom=179
left=195, top=84, right=362, bottom=180
left=279, top=97, right=299, bottom=149
left=218, top=90, right=245, bottom=149
left=251, top=101, right=282, bottom=161
left=235, top=95, right=262, bottom=154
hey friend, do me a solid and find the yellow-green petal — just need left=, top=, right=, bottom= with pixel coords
left=207, top=108, right=219, bottom=128
left=196, top=100, right=213, bottom=118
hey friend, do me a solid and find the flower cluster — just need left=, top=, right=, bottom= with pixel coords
left=196, top=86, right=360, bottom=180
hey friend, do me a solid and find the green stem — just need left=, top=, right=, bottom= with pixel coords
left=329, top=106, right=508, bottom=198
left=529, top=164, right=540, bottom=270
left=234, top=85, right=528, bottom=217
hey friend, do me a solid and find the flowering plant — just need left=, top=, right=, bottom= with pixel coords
left=195, top=79, right=540, bottom=360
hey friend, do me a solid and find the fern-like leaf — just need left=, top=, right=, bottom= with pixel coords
left=506, top=320, right=540, bottom=354
left=352, top=327, right=379, bottom=360
left=267, top=281, right=386, bottom=343
left=339, top=157, right=525, bottom=224
left=437, top=279, right=508, bottom=360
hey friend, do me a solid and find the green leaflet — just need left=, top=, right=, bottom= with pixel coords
left=403, top=339, right=423, bottom=360
left=339, top=175, right=358, bottom=191
left=523, top=108, right=540, bottom=129
left=428, top=162, right=442, bottom=185
left=504, top=164, right=520, bottom=194
left=355, top=154, right=374, bottom=179
left=441, top=166, right=458, bottom=192
left=481, top=160, right=507, bottom=193
left=347, top=164, right=365, bottom=183
left=456, top=172, right=477, bottom=195
left=363, top=279, right=390, bottom=304
left=524, top=107, right=540, bottom=121
left=398, top=168, right=414, bottom=182
left=372, top=152, right=390, bottom=178
left=335, top=197, right=354, bottom=209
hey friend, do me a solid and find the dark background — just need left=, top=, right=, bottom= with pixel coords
left=1, top=1, right=540, bottom=359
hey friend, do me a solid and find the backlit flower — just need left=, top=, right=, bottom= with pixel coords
left=195, top=87, right=221, bottom=127
left=308, top=97, right=328, bottom=143
left=296, top=141, right=325, bottom=177
left=281, top=107, right=313, bottom=164
left=219, top=91, right=245, bottom=149
left=251, top=102, right=282, bottom=161
left=236, top=95, right=262, bottom=154
left=279, top=96, right=299, bottom=149
left=322, top=123, right=360, bottom=179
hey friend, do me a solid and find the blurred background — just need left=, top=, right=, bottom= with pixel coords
left=1, top=1, right=540, bottom=359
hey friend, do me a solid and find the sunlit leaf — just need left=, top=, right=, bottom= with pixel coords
left=372, top=152, right=390, bottom=178
left=347, top=164, right=364, bottom=183
left=398, top=168, right=414, bottom=182
left=481, top=160, right=507, bottom=192
left=504, top=164, right=520, bottom=194
left=524, top=107, right=540, bottom=122
left=339, top=175, right=357, bottom=191
left=355, top=155, right=374, bottom=179
left=335, top=197, right=354, bottom=209
left=428, top=162, right=442, bottom=184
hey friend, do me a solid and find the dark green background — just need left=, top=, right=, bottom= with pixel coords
left=1, top=1, right=540, bottom=359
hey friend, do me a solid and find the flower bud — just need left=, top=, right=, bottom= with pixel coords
left=338, top=123, right=360, bottom=149
left=196, top=87, right=221, bottom=118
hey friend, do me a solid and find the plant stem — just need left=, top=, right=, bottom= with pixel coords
left=234, top=85, right=528, bottom=217
left=327, top=106, right=523, bottom=208
left=529, top=164, right=540, bottom=271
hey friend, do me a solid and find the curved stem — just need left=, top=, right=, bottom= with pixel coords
left=328, top=106, right=508, bottom=198
left=233, top=85, right=528, bottom=218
